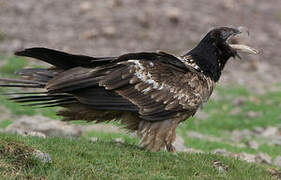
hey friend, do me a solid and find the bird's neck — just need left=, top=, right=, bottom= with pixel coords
left=183, top=38, right=230, bottom=82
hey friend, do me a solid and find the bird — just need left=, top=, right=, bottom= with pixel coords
left=0, top=27, right=259, bottom=152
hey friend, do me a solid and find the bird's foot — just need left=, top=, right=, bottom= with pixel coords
left=166, top=144, right=177, bottom=154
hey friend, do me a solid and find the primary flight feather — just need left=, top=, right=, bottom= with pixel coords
left=0, top=27, right=258, bottom=152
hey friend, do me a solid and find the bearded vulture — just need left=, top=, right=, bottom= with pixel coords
left=0, top=27, right=259, bottom=152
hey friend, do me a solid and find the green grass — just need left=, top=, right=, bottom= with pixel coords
left=0, top=56, right=281, bottom=178
left=0, top=119, right=13, bottom=129
left=0, top=133, right=278, bottom=180
left=0, top=56, right=28, bottom=77
left=179, top=86, right=281, bottom=134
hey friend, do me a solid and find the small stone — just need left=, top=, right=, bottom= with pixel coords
left=232, top=97, right=246, bottom=106
left=194, top=110, right=209, bottom=120
left=80, top=29, right=99, bottom=40
left=255, top=152, right=272, bottom=164
left=261, top=127, right=279, bottom=137
left=238, top=152, right=256, bottom=163
left=5, top=115, right=83, bottom=137
left=103, top=26, right=116, bottom=37
left=273, top=156, right=281, bottom=167
left=252, top=126, right=264, bottom=134
left=240, top=129, right=253, bottom=137
left=245, top=141, right=259, bottom=150
left=90, top=137, right=98, bottom=143
left=249, top=96, right=260, bottom=105
left=213, top=160, right=228, bottom=173
left=114, top=138, right=124, bottom=143
left=271, top=139, right=281, bottom=146
left=25, top=131, right=46, bottom=138
left=110, top=0, right=123, bottom=7
left=173, top=135, right=187, bottom=152
left=33, top=150, right=52, bottom=164
left=186, top=131, right=204, bottom=139
left=247, top=111, right=262, bottom=118
left=167, top=7, right=181, bottom=24
left=229, top=107, right=241, bottom=115
left=79, top=1, right=93, bottom=12
left=213, top=149, right=232, bottom=156
left=184, top=148, right=204, bottom=153
left=136, top=14, right=150, bottom=28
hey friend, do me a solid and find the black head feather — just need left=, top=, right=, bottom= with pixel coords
left=185, top=27, right=241, bottom=82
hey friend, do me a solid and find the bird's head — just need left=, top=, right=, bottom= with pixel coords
left=185, top=27, right=259, bottom=82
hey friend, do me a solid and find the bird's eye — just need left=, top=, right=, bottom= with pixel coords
left=220, top=30, right=228, bottom=39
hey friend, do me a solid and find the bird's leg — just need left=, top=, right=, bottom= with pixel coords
left=137, top=119, right=179, bottom=152
left=166, top=144, right=176, bottom=154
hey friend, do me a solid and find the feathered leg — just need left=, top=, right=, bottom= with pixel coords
left=137, top=119, right=179, bottom=152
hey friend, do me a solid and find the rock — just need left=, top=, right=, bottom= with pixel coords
left=273, top=156, right=281, bottom=167
left=229, top=107, right=241, bottom=115
left=231, top=129, right=253, bottom=142
left=252, top=126, right=264, bottom=134
left=249, top=96, right=260, bottom=105
left=167, top=7, right=181, bottom=24
left=33, top=150, right=52, bottom=164
left=25, top=131, right=46, bottom=138
left=261, top=127, right=279, bottom=137
left=110, top=0, right=123, bottom=7
left=267, top=168, right=281, bottom=179
left=5, top=115, right=83, bottom=138
left=84, top=124, right=123, bottom=134
left=245, top=141, right=259, bottom=150
left=136, top=14, right=150, bottom=28
left=90, top=137, right=98, bottom=143
left=194, top=110, right=209, bottom=120
left=79, top=1, right=93, bottom=12
left=186, top=131, right=204, bottom=139
left=271, top=139, right=281, bottom=146
left=183, top=148, right=204, bottom=153
left=232, top=97, right=246, bottom=106
left=79, top=29, right=99, bottom=40
left=102, top=26, right=116, bottom=37
left=247, top=111, right=262, bottom=118
left=238, top=152, right=256, bottom=163
left=0, top=106, right=12, bottom=120
left=213, top=160, right=228, bottom=173
left=114, top=138, right=124, bottom=143
left=212, top=149, right=232, bottom=156
left=255, top=152, right=272, bottom=164
left=173, top=135, right=187, bottom=152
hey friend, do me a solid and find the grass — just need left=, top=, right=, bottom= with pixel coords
left=0, top=133, right=279, bottom=180
left=0, top=56, right=280, bottom=179
left=0, top=56, right=28, bottom=77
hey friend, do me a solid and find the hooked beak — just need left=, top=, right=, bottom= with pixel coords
left=228, top=27, right=260, bottom=55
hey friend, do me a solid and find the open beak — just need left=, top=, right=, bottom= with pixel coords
left=228, top=27, right=260, bottom=55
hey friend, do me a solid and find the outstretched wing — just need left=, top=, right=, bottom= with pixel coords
left=46, top=52, right=212, bottom=121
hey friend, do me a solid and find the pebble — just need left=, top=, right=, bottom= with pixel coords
left=33, top=150, right=52, bottom=164
left=273, top=156, right=281, bottom=167
left=114, top=138, right=124, bottom=143
left=261, top=127, right=279, bottom=137
left=103, top=26, right=116, bottom=37
left=213, top=160, right=229, bottom=173
left=90, top=137, right=98, bottom=143
left=245, top=140, right=259, bottom=150
left=255, top=152, right=272, bottom=164
left=238, top=152, right=256, bottom=163
left=167, top=7, right=181, bottom=24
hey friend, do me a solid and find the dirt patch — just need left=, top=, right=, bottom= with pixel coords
left=0, top=0, right=280, bottom=90
left=0, top=138, right=47, bottom=179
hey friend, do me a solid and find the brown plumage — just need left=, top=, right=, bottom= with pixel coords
left=0, top=27, right=259, bottom=152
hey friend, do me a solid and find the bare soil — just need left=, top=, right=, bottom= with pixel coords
left=0, top=0, right=280, bottom=91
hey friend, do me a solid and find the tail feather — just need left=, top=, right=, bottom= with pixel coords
left=15, top=47, right=116, bottom=70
